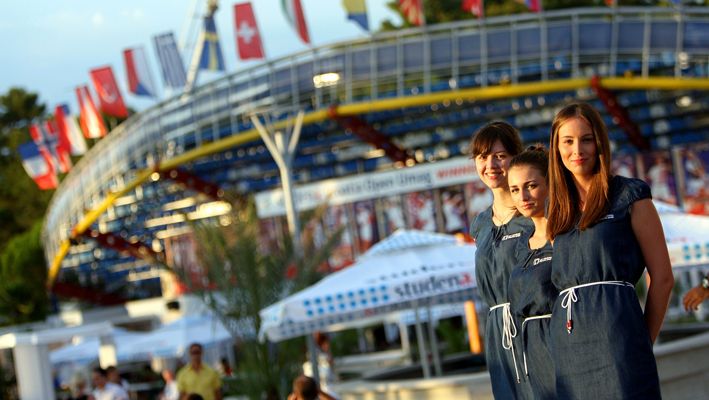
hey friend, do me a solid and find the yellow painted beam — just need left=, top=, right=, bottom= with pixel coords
left=601, top=77, right=709, bottom=91
left=48, top=76, right=709, bottom=284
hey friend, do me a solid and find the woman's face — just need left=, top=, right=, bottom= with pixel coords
left=557, top=117, right=598, bottom=180
left=508, top=164, right=548, bottom=218
left=474, top=140, right=511, bottom=190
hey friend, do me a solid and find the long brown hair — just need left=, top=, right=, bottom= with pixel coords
left=547, top=103, right=611, bottom=240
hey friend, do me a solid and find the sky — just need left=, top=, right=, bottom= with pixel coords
left=0, top=0, right=400, bottom=113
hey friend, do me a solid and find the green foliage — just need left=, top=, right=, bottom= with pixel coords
left=0, top=221, right=49, bottom=326
left=174, top=198, right=343, bottom=399
left=436, top=319, right=467, bottom=355
left=0, top=87, right=53, bottom=251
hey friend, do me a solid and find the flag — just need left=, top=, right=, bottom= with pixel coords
left=29, top=121, right=71, bottom=173
left=462, top=0, right=484, bottom=18
left=153, top=32, right=187, bottom=89
left=55, top=104, right=87, bottom=155
left=280, top=0, right=310, bottom=44
left=198, top=15, right=226, bottom=71
left=399, top=0, right=424, bottom=26
left=342, top=0, right=369, bottom=31
left=90, top=66, right=129, bottom=118
left=521, top=0, right=542, bottom=12
left=234, top=2, right=265, bottom=60
left=18, top=141, right=58, bottom=190
left=123, top=47, right=157, bottom=97
left=75, top=85, right=108, bottom=138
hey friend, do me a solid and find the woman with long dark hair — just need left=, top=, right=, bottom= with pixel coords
left=507, top=145, right=556, bottom=399
left=546, top=103, right=674, bottom=399
left=468, top=121, right=534, bottom=399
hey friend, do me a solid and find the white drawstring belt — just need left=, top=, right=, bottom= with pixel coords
left=520, top=314, right=552, bottom=377
left=489, top=302, right=521, bottom=383
left=559, top=281, right=634, bottom=334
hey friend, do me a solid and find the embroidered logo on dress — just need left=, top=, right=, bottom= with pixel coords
left=533, top=256, right=552, bottom=266
left=501, top=232, right=522, bottom=241
left=600, top=213, right=615, bottom=221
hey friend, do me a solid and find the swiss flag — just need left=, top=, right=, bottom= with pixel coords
left=90, top=66, right=128, bottom=118
left=462, top=0, right=484, bottom=18
left=234, top=2, right=265, bottom=60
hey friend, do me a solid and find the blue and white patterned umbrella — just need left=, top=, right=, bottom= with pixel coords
left=259, top=230, right=476, bottom=342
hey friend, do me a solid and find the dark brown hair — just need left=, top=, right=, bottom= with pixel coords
left=509, top=144, right=549, bottom=180
left=547, top=103, right=611, bottom=240
left=468, top=121, right=523, bottom=158
left=293, top=375, right=318, bottom=400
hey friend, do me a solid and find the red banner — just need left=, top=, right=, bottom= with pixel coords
left=90, top=66, right=128, bottom=118
left=75, top=85, right=108, bottom=138
left=234, top=2, right=265, bottom=60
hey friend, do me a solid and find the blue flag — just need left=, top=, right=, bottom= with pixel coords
left=198, top=15, right=226, bottom=71
left=153, top=32, right=187, bottom=89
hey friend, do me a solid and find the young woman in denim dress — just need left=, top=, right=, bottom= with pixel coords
left=507, top=146, right=557, bottom=399
left=469, top=121, right=534, bottom=399
left=546, top=103, right=674, bottom=399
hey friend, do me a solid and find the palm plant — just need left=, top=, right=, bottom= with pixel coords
left=174, top=196, right=342, bottom=399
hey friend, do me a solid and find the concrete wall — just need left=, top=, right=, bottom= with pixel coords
left=332, top=331, right=709, bottom=400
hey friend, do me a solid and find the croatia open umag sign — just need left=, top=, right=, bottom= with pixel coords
left=255, top=156, right=478, bottom=218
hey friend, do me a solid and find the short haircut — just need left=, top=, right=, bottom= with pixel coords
left=293, top=375, right=318, bottom=400
left=188, top=342, right=203, bottom=351
left=468, top=120, right=523, bottom=158
left=92, top=367, right=107, bottom=377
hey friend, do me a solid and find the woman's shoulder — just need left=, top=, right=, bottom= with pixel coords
left=610, top=175, right=651, bottom=208
left=469, top=207, right=492, bottom=238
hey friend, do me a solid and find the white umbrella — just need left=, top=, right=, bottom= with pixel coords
left=120, top=314, right=232, bottom=360
left=259, top=230, right=476, bottom=342
left=654, top=200, right=709, bottom=268
left=50, top=328, right=146, bottom=365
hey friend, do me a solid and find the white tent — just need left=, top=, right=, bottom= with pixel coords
left=260, top=230, right=476, bottom=342
left=120, top=314, right=232, bottom=360
left=50, top=327, right=146, bottom=365
left=655, top=200, right=709, bottom=268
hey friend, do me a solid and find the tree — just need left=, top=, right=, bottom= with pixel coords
left=0, top=88, right=53, bottom=251
left=0, top=221, right=50, bottom=326
left=173, top=198, right=342, bottom=399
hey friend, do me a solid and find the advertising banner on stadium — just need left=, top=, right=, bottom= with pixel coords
left=255, top=156, right=479, bottom=218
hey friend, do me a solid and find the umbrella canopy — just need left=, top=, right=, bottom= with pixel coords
left=260, top=230, right=476, bottom=342
left=50, top=327, right=146, bottom=365
left=120, top=314, right=232, bottom=360
left=655, top=200, right=709, bottom=268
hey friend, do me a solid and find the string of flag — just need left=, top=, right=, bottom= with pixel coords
left=19, top=0, right=550, bottom=189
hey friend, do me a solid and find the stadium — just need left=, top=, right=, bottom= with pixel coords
left=43, top=5, right=709, bottom=309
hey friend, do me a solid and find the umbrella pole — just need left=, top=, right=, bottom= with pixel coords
left=414, top=301, right=431, bottom=378
left=426, top=303, right=443, bottom=376
left=307, top=335, right=320, bottom=385
left=398, top=319, right=412, bottom=365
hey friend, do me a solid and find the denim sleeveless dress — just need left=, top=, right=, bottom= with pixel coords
left=471, top=207, right=534, bottom=399
left=509, top=239, right=556, bottom=400
left=550, top=176, right=661, bottom=399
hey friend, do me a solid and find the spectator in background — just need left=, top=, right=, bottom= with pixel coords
left=218, top=357, right=233, bottom=377
left=176, top=342, right=222, bottom=400
left=91, top=367, right=128, bottom=400
left=160, top=369, right=179, bottom=400
left=683, top=272, right=709, bottom=311
left=106, top=365, right=129, bottom=391
left=287, top=375, right=336, bottom=400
